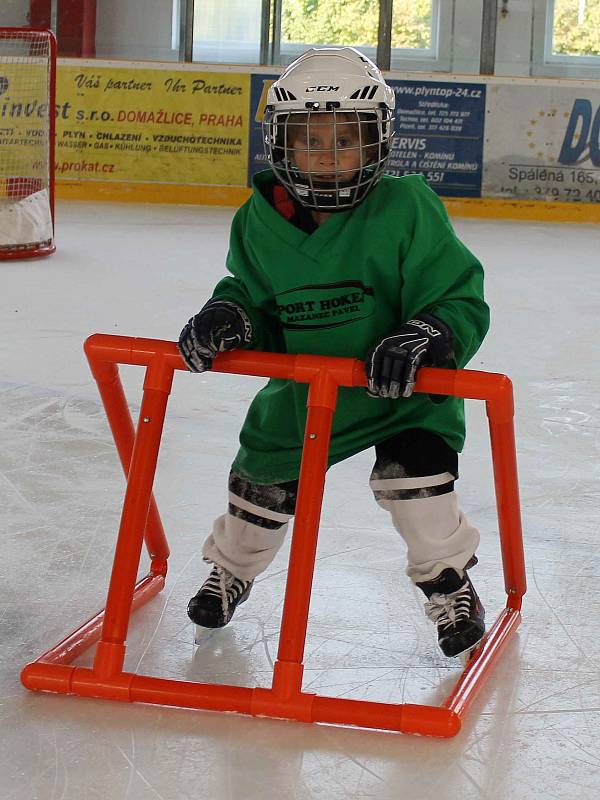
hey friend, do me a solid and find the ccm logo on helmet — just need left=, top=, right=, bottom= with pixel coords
left=305, top=85, right=340, bottom=92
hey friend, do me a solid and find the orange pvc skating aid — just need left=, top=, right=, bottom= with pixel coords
left=21, top=334, right=526, bottom=738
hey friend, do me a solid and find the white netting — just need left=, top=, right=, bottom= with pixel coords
left=0, top=29, right=54, bottom=256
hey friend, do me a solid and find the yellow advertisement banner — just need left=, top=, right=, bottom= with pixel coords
left=55, top=65, right=250, bottom=185
left=0, top=62, right=50, bottom=186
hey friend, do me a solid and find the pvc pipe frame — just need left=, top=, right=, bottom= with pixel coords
left=21, top=334, right=526, bottom=738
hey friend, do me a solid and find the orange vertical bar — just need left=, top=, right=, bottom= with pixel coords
left=93, top=361, right=173, bottom=677
left=86, top=356, right=170, bottom=566
left=486, top=385, right=527, bottom=603
left=273, top=372, right=338, bottom=692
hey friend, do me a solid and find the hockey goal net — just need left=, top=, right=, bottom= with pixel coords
left=0, top=28, right=56, bottom=259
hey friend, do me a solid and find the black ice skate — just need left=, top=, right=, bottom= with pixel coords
left=188, top=564, right=253, bottom=628
left=416, top=567, right=485, bottom=658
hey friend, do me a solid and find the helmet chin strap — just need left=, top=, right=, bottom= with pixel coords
left=279, top=160, right=379, bottom=212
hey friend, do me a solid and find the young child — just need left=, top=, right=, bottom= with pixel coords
left=178, top=47, right=489, bottom=659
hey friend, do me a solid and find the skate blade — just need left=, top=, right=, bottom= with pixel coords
left=192, top=592, right=251, bottom=644
left=457, top=638, right=485, bottom=666
left=194, top=624, right=216, bottom=645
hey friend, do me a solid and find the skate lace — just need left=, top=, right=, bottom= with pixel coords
left=216, top=564, right=240, bottom=618
left=424, top=583, right=471, bottom=630
left=199, top=565, right=234, bottom=617
left=202, top=565, right=249, bottom=619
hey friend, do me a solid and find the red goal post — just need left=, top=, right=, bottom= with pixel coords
left=0, top=27, right=56, bottom=260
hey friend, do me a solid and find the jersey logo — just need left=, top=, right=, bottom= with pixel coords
left=276, top=281, right=376, bottom=331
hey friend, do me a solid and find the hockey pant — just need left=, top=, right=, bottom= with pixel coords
left=201, top=429, right=480, bottom=583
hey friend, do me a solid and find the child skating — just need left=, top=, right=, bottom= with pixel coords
left=178, top=47, right=489, bottom=659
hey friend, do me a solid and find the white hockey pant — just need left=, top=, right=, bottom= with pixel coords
left=369, top=471, right=480, bottom=582
left=202, top=477, right=294, bottom=582
left=202, top=470, right=479, bottom=584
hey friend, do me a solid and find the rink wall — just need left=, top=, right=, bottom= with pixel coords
left=46, top=59, right=600, bottom=221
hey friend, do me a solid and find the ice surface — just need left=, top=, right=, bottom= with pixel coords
left=2, top=201, right=599, bottom=799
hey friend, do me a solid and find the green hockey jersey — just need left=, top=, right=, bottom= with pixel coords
left=209, top=170, right=489, bottom=484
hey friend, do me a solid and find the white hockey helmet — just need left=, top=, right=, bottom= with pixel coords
left=263, top=46, right=395, bottom=212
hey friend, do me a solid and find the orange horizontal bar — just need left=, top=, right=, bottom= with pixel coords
left=20, top=663, right=460, bottom=736
left=128, top=675, right=254, bottom=713
left=84, top=335, right=181, bottom=372
left=311, top=697, right=460, bottom=737
left=21, top=663, right=76, bottom=694
left=26, top=607, right=522, bottom=737
left=84, top=334, right=512, bottom=402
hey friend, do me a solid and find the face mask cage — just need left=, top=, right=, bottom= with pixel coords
left=263, top=107, right=395, bottom=212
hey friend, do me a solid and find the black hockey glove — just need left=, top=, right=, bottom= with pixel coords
left=178, top=299, right=253, bottom=373
left=365, top=314, right=454, bottom=399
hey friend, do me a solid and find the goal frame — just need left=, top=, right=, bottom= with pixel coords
left=21, top=335, right=526, bottom=738
left=0, top=27, right=57, bottom=260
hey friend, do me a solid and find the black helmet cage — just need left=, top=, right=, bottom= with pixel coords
left=263, top=105, right=395, bottom=212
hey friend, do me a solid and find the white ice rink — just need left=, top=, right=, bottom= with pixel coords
left=2, top=200, right=599, bottom=799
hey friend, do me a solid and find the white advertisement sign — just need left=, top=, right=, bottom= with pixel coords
left=483, top=81, right=600, bottom=204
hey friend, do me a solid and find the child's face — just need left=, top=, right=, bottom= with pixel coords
left=287, top=113, right=368, bottom=183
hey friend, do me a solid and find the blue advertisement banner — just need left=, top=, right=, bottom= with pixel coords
left=248, top=73, right=279, bottom=185
left=247, top=74, right=486, bottom=198
left=387, top=79, right=486, bottom=197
